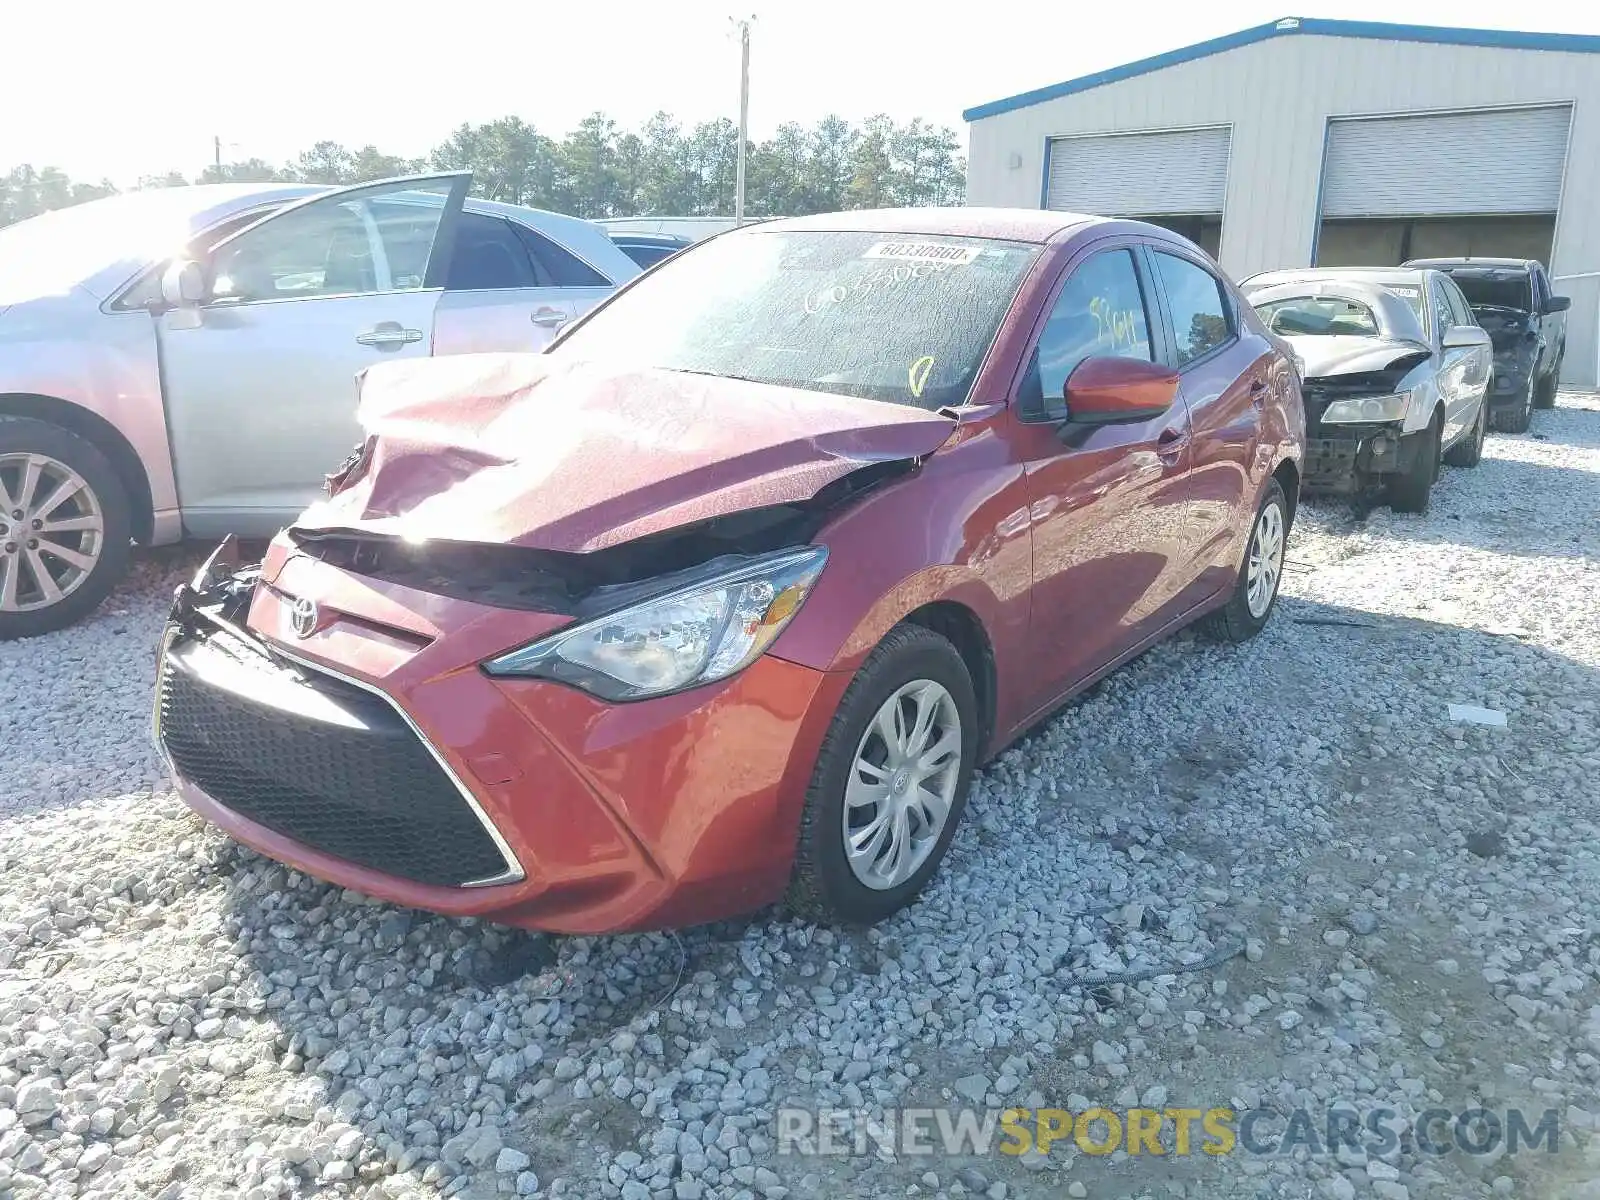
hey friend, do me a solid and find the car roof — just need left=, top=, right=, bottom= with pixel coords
left=1244, top=266, right=1434, bottom=290
left=751, top=206, right=1104, bottom=244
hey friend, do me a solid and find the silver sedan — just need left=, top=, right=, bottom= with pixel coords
left=0, top=173, right=639, bottom=636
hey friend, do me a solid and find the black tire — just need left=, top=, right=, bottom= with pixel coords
left=0, top=417, right=132, bottom=640
left=1197, top=477, right=1289, bottom=644
left=786, top=624, right=979, bottom=925
left=1491, top=374, right=1533, bottom=434
left=1442, top=399, right=1485, bottom=468
left=1386, top=412, right=1440, bottom=514
left=1533, top=353, right=1561, bottom=409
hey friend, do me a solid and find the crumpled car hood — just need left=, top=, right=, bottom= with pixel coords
left=1287, top=335, right=1432, bottom=380
left=295, top=353, right=957, bottom=553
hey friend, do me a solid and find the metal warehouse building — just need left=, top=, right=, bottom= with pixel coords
left=964, top=16, right=1600, bottom=385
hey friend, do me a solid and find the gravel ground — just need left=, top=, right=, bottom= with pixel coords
left=2, top=393, right=1599, bottom=1200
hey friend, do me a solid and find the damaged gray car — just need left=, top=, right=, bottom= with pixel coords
left=1241, top=268, right=1491, bottom=513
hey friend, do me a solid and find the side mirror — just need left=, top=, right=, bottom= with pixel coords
left=160, top=260, right=208, bottom=308
left=1442, top=324, right=1491, bottom=350
left=1544, top=294, right=1571, bottom=314
left=1061, top=356, right=1180, bottom=428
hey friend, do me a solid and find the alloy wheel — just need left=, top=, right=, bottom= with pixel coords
left=842, top=679, right=963, bottom=891
left=1245, top=500, right=1285, bottom=619
left=0, top=452, right=106, bottom=613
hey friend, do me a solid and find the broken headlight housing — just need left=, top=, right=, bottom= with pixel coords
left=483, top=546, right=828, bottom=701
left=1320, top=390, right=1412, bottom=425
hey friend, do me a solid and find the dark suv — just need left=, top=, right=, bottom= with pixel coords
left=1403, top=258, right=1569, bottom=432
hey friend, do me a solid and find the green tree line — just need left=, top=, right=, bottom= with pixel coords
left=0, top=111, right=965, bottom=229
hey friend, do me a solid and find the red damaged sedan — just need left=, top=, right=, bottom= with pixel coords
left=154, top=210, right=1304, bottom=934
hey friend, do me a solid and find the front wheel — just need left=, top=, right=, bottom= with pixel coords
left=1442, top=399, right=1485, bottom=468
left=1533, top=353, right=1562, bottom=409
left=0, top=417, right=131, bottom=640
left=1197, top=477, right=1288, bottom=644
left=1491, top=374, right=1534, bottom=433
left=786, top=624, right=979, bottom=925
left=1386, top=414, right=1440, bottom=514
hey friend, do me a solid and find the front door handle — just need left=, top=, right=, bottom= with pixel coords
left=1156, top=427, right=1189, bottom=466
left=530, top=307, right=568, bottom=328
left=356, top=324, right=424, bottom=349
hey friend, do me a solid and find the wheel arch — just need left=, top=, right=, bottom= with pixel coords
left=0, top=393, right=155, bottom=543
left=1271, top=457, right=1300, bottom=530
left=899, top=600, right=998, bottom=762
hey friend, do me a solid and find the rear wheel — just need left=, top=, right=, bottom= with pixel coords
left=1443, top=399, right=1485, bottom=468
left=787, top=624, right=979, bottom=925
left=0, top=418, right=131, bottom=640
left=1386, top=412, right=1440, bottom=514
left=1197, top=478, right=1288, bottom=644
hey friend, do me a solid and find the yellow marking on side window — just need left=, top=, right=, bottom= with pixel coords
left=909, top=355, right=935, bottom=398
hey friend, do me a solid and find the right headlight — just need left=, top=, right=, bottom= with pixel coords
left=482, top=546, right=828, bottom=701
left=1321, top=391, right=1411, bottom=425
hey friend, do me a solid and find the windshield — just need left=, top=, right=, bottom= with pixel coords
left=1446, top=270, right=1533, bottom=312
left=0, top=190, right=219, bottom=304
left=551, top=230, right=1042, bottom=410
left=1255, top=295, right=1379, bottom=337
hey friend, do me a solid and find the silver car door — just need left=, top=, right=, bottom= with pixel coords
left=155, top=174, right=469, bottom=535
left=1429, top=279, right=1469, bottom=441
left=430, top=211, right=588, bottom=354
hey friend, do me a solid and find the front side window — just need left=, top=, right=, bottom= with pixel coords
left=1442, top=279, right=1474, bottom=329
left=1154, top=252, right=1232, bottom=366
left=1431, top=283, right=1456, bottom=341
left=1022, top=249, right=1153, bottom=413
left=1255, top=295, right=1379, bottom=338
left=552, top=230, right=1042, bottom=410
left=207, top=181, right=454, bottom=304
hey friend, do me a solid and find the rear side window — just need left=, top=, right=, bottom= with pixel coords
left=513, top=225, right=610, bottom=287
left=446, top=214, right=538, bottom=290
left=1153, top=252, right=1232, bottom=366
left=1023, top=249, right=1153, bottom=414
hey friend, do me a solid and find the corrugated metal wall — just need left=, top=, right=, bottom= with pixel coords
left=966, top=34, right=1600, bottom=385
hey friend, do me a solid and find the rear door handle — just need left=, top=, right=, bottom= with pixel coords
left=531, top=307, right=568, bottom=328
left=356, top=324, right=424, bottom=349
left=1249, top=378, right=1268, bottom=406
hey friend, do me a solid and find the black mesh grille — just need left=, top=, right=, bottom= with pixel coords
left=158, top=629, right=510, bottom=887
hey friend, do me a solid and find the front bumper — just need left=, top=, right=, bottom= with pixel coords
left=155, top=550, right=848, bottom=934
left=1301, top=424, right=1421, bottom=493
left=1488, top=363, right=1533, bottom=410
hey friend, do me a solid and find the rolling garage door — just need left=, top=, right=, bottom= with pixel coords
left=1045, top=127, right=1231, bottom=215
left=1321, top=106, right=1571, bottom=217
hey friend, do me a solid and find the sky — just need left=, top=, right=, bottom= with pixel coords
left=7, top=0, right=1600, bottom=186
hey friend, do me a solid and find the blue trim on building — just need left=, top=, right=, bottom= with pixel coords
left=1038, top=137, right=1054, bottom=207
left=963, top=17, right=1600, bottom=122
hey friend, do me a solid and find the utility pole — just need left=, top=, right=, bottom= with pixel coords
left=730, top=16, right=755, bottom=223
left=214, top=135, right=222, bottom=171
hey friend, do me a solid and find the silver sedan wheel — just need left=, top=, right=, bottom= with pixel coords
left=1245, top=498, right=1285, bottom=619
left=0, top=452, right=106, bottom=613
left=842, top=679, right=963, bottom=891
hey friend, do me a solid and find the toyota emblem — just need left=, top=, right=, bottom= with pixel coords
left=289, top=596, right=319, bottom=639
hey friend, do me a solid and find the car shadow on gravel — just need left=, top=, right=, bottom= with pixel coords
left=187, top=590, right=1600, bottom=1200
